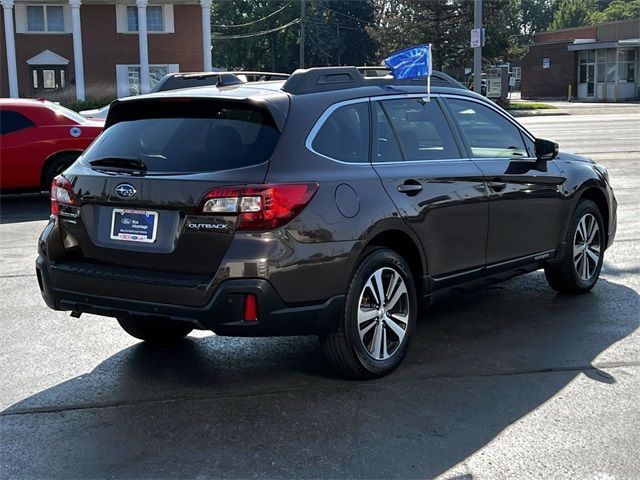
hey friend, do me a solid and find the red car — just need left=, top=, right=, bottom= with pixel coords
left=0, top=98, right=103, bottom=192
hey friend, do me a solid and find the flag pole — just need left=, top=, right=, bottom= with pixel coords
left=426, top=44, right=432, bottom=102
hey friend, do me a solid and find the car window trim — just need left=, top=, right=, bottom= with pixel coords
left=307, top=94, right=472, bottom=166
left=305, top=98, right=373, bottom=166
left=306, top=92, right=536, bottom=165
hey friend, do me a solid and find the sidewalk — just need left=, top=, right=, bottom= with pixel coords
left=508, top=91, right=640, bottom=116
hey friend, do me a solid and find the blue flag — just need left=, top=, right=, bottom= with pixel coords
left=384, top=44, right=432, bottom=80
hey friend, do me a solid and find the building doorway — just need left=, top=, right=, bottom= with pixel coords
left=578, top=50, right=595, bottom=99
left=26, top=49, right=70, bottom=97
left=30, top=66, right=69, bottom=95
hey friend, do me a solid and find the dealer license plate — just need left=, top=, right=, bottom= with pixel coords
left=110, top=208, right=158, bottom=243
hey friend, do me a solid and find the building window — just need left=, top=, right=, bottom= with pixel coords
left=512, top=66, right=521, bottom=80
left=126, top=5, right=164, bottom=32
left=618, top=49, right=635, bottom=83
left=26, top=5, right=64, bottom=32
left=127, top=65, right=168, bottom=95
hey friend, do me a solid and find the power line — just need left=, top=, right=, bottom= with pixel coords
left=304, top=19, right=363, bottom=31
left=305, top=28, right=332, bottom=59
left=321, top=5, right=373, bottom=26
left=212, top=18, right=301, bottom=39
left=211, top=2, right=293, bottom=29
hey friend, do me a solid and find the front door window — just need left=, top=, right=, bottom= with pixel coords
left=445, top=98, right=529, bottom=158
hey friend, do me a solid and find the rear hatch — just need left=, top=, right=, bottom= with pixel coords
left=53, top=97, right=284, bottom=302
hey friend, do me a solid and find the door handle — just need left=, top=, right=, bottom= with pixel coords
left=487, top=181, right=507, bottom=192
left=397, top=182, right=423, bottom=195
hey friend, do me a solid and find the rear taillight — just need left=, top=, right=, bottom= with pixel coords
left=50, top=175, right=75, bottom=217
left=199, top=183, right=318, bottom=230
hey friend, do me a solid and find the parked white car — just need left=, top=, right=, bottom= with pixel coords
left=79, top=105, right=109, bottom=120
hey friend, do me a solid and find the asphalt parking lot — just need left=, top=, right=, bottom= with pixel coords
left=1, top=109, right=639, bottom=479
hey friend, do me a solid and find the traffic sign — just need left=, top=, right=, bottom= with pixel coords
left=471, top=28, right=482, bottom=48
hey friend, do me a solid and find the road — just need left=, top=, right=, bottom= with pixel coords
left=1, top=112, right=639, bottom=479
left=519, top=112, right=640, bottom=156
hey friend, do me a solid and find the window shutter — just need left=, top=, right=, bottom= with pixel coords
left=14, top=4, right=28, bottom=33
left=115, top=4, right=128, bottom=33
left=163, top=4, right=174, bottom=33
left=63, top=4, right=72, bottom=33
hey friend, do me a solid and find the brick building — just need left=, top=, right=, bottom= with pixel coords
left=0, top=0, right=214, bottom=100
left=521, top=18, right=639, bottom=101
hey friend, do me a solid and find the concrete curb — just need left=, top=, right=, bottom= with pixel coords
left=508, top=110, right=569, bottom=117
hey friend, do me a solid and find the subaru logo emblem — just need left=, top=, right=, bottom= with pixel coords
left=115, top=183, right=136, bottom=198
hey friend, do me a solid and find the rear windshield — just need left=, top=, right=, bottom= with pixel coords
left=80, top=100, right=279, bottom=174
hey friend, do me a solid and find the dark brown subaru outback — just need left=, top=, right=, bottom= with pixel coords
left=37, top=67, right=617, bottom=378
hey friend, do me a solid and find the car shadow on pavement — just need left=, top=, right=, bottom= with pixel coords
left=2, top=273, right=639, bottom=479
left=0, top=193, right=50, bottom=224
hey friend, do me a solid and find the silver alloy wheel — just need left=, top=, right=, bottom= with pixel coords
left=357, top=267, right=410, bottom=360
left=573, top=213, right=601, bottom=281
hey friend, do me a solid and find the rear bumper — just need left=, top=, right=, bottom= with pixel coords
left=36, top=255, right=344, bottom=336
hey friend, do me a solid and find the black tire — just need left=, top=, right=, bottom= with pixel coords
left=43, top=153, right=79, bottom=191
left=544, top=199, right=605, bottom=294
left=116, top=317, right=192, bottom=343
left=320, top=248, right=418, bottom=379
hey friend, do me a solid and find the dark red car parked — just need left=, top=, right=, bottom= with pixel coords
left=0, top=98, right=103, bottom=192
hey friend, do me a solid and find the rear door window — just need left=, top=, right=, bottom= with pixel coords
left=379, top=98, right=460, bottom=161
left=311, top=102, right=370, bottom=163
left=0, top=110, right=35, bottom=135
left=81, top=101, right=280, bottom=173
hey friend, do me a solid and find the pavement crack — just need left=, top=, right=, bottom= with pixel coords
left=2, top=361, right=639, bottom=418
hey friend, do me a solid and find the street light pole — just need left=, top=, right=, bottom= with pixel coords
left=473, top=0, right=482, bottom=94
left=299, top=0, right=306, bottom=69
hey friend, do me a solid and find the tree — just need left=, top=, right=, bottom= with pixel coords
left=549, top=0, right=596, bottom=29
left=210, top=0, right=376, bottom=73
left=367, top=0, right=475, bottom=70
left=589, top=0, right=640, bottom=22
left=519, top=0, right=557, bottom=40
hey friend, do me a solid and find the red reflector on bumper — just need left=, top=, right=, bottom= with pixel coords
left=244, top=294, right=258, bottom=322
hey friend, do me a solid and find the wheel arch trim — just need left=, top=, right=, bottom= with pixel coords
left=358, top=220, right=429, bottom=296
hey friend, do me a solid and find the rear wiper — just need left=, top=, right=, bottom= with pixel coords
left=89, top=157, right=148, bottom=175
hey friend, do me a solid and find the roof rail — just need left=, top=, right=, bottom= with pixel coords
left=224, top=71, right=290, bottom=81
left=176, top=71, right=290, bottom=86
left=153, top=71, right=290, bottom=92
left=282, top=66, right=466, bottom=95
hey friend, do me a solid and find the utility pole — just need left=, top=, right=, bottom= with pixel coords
left=299, top=0, right=306, bottom=68
left=473, top=0, right=483, bottom=94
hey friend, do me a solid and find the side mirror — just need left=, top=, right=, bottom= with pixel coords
left=535, top=138, right=559, bottom=161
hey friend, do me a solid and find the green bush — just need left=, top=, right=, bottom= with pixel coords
left=63, top=99, right=114, bottom=112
